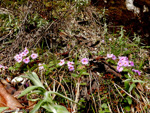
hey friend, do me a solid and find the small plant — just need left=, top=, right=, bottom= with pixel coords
left=18, top=72, right=76, bottom=113
left=58, top=57, right=89, bottom=78
left=9, top=47, right=39, bottom=72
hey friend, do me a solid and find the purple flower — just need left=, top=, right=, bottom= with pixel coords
left=112, top=55, right=117, bottom=60
left=107, top=54, right=113, bottom=58
left=23, top=57, right=30, bottom=64
left=81, top=58, right=88, bottom=65
left=129, top=61, right=134, bottom=67
left=68, top=65, right=74, bottom=71
left=31, top=53, right=38, bottom=59
left=137, top=70, right=141, bottom=76
left=132, top=69, right=141, bottom=75
left=67, top=61, right=74, bottom=67
left=117, top=66, right=123, bottom=72
left=58, top=59, right=65, bottom=66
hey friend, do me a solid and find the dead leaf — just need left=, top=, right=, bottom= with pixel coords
left=0, top=82, right=23, bottom=110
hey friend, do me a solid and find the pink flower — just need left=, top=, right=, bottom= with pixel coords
left=112, top=55, right=117, bottom=60
left=23, top=47, right=29, bottom=55
left=31, top=53, right=38, bottom=59
left=122, top=61, right=130, bottom=67
left=4, top=66, right=8, bottom=69
left=81, top=58, right=88, bottom=65
left=58, top=59, right=65, bottom=66
left=21, top=52, right=27, bottom=57
left=14, top=54, right=20, bottom=61
left=117, top=66, right=123, bottom=72
left=23, top=57, right=30, bottom=64
left=68, top=65, right=74, bottom=71
left=101, top=40, right=105, bottom=43
left=117, top=61, right=124, bottom=67
left=16, top=57, right=22, bottom=63
left=0, top=65, right=3, bottom=68
left=38, top=63, right=45, bottom=70
left=119, top=56, right=128, bottom=61
left=67, top=61, right=74, bottom=67
left=107, top=54, right=113, bottom=58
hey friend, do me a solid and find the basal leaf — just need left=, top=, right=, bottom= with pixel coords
left=128, top=83, right=136, bottom=92
left=18, top=86, right=45, bottom=98
left=30, top=100, right=45, bottom=113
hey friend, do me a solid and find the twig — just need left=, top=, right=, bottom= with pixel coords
left=73, top=78, right=81, bottom=112
left=113, top=82, right=140, bottom=103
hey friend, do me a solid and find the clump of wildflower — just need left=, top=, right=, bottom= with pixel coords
left=31, top=53, right=38, bottom=59
left=14, top=47, right=39, bottom=65
left=81, top=58, right=88, bottom=65
left=107, top=54, right=116, bottom=60
left=132, top=69, right=141, bottom=75
left=67, top=61, right=75, bottom=71
left=58, top=59, right=65, bottom=66
left=116, top=56, right=134, bottom=72
left=23, top=57, right=30, bottom=64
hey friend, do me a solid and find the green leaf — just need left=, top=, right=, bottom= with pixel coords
left=71, top=73, right=78, bottom=77
left=99, top=110, right=105, bottom=113
left=47, top=91, right=77, bottom=104
left=80, top=71, right=89, bottom=76
left=124, top=81, right=130, bottom=90
left=80, top=82, right=87, bottom=86
left=42, top=104, right=56, bottom=113
left=0, top=107, right=9, bottom=112
left=31, top=100, right=45, bottom=113
left=132, top=80, right=145, bottom=83
left=126, top=97, right=132, bottom=105
left=18, top=86, right=45, bottom=98
left=139, top=60, right=144, bottom=70
left=25, top=72, right=45, bottom=89
left=101, top=103, right=108, bottom=109
left=124, top=106, right=130, bottom=112
left=123, top=68, right=129, bottom=72
left=53, top=105, right=70, bottom=113
left=128, top=83, right=136, bottom=92
left=8, top=66, right=15, bottom=71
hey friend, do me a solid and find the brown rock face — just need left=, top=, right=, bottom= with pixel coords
left=91, top=0, right=150, bottom=45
